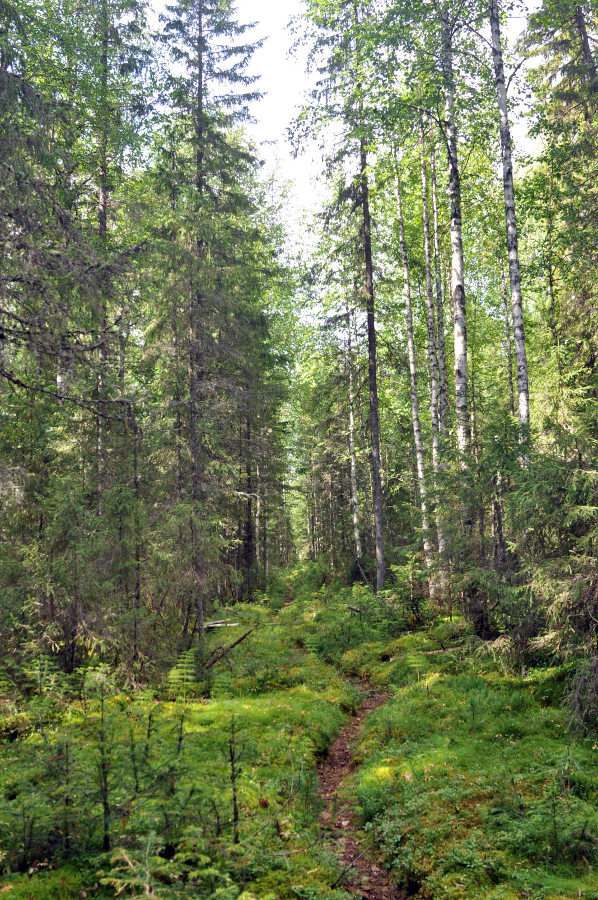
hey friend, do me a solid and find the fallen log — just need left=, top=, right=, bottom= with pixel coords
left=202, top=628, right=254, bottom=670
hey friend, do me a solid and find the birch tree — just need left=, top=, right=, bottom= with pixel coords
left=441, top=15, right=470, bottom=462
left=489, top=0, right=530, bottom=442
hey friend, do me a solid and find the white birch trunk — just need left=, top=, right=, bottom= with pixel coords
left=442, top=21, right=470, bottom=463
left=430, top=144, right=450, bottom=434
left=420, top=128, right=449, bottom=596
left=500, top=260, right=515, bottom=417
left=360, top=139, right=385, bottom=591
left=489, top=0, right=530, bottom=442
left=420, top=127, right=441, bottom=470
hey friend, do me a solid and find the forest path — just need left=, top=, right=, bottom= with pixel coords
left=318, top=680, right=404, bottom=899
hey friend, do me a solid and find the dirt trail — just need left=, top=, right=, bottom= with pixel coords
left=318, top=681, right=404, bottom=899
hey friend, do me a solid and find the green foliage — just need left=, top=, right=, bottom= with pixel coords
left=166, top=650, right=198, bottom=700
left=2, top=0, right=598, bottom=890
left=3, top=579, right=598, bottom=899
left=348, top=625, right=598, bottom=899
left=0, top=865, right=90, bottom=899
left=0, top=593, right=358, bottom=898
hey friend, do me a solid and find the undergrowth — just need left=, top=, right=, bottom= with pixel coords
left=0, top=596, right=355, bottom=899
left=347, top=623, right=598, bottom=899
left=1, top=568, right=598, bottom=898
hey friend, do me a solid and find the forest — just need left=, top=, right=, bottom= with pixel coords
left=1, top=0, right=598, bottom=896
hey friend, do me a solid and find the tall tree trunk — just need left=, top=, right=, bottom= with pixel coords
left=263, top=487, right=269, bottom=577
left=396, top=164, right=436, bottom=599
left=466, top=327, right=491, bottom=637
left=172, top=306, right=184, bottom=496
left=419, top=128, right=441, bottom=469
left=575, top=5, right=598, bottom=88
left=442, top=20, right=470, bottom=462
left=430, top=143, right=450, bottom=433
left=492, top=470, right=507, bottom=568
left=255, top=461, right=261, bottom=581
left=352, top=307, right=374, bottom=547
left=360, top=138, right=385, bottom=591
left=346, top=306, right=362, bottom=561
left=96, top=0, right=109, bottom=512
left=420, top=129, right=449, bottom=596
left=132, top=417, right=142, bottom=664
left=189, top=294, right=204, bottom=640
left=490, top=0, right=530, bottom=447
left=190, top=0, right=206, bottom=650
left=546, top=168, right=560, bottom=356
left=469, top=304, right=485, bottom=560
left=328, top=469, right=335, bottom=570
left=308, top=451, right=316, bottom=559
left=500, top=260, right=515, bottom=416
left=242, top=417, right=255, bottom=600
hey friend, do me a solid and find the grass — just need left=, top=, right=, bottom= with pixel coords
left=347, top=624, right=598, bottom=899
left=1, top=578, right=598, bottom=898
left=0, top=599, right=354, bottom=899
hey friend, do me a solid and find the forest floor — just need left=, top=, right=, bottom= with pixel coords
left=2, top=572, right=598, bottom=898
left=318, top=679, right=404, bottom=899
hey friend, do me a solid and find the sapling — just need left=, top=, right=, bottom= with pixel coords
left=60, top=736, right=73, bottom=853
left=143, top=704, right=160, bottom=764
left=129, top=723, right=140, bottom=796
left=228, top=716, right=241, bottom=844
left=18, top=807, right=35, bottom=872
left=97, top=684, right=112, bottom=852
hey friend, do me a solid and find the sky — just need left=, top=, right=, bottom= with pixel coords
left=149, top=0, right=537, bottom=233
left=233, top=0, right=322, bottom=228
left=235, top=0, right=310, bottom=148
left=151, top=0, right=320, bottom=226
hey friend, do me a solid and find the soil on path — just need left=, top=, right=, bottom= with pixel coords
left=318, top=681, right=404, bottom=899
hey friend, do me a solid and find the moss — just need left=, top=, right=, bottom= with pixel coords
left=350, top=628, right=598, bottom=898
left=0, top=865, right=95, bottom=899
left=2, top=586, right=598, bottom=899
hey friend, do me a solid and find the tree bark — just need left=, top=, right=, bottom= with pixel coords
left=396, top=164, right=436, bottom=599
left=352, top=307, right=374, bottom=548
left=96, top=0, right=110, bottom=512
left=263, top=498, right=269, bottom=577
left=255, top=460, right=261, bottom=579
left=420, top=129, right=449, bottom=596
left=360, top=139, right=385, bottom=591
left=328, top=470, right=335, bottom=570
left=419, top=128, right=441, bottom=469
left=492, top=470, right=507, bottom=569
left=575, top=6, right=598, bottom=88
left=242, top=418, right=255, bottom=600
left=430, top=143, right=450, bottom=434
left=469, top=305, right=485, bottom=560
left=190, top=0, right=206, bottom=649
left=489, top=0, right=530, bottom=445
left=346, top=306, right=362, bottom=561
left=500, top=260, right=515, bottom=416
left=442, top=20, right=470, bottom=462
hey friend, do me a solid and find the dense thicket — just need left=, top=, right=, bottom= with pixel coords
left=1, top=0, right=597, bottom=683
left=293, top=0, right=598, bottom=663
left=2, top=0, right=598, bottom=895
left=0, top=0, right=293, bottom=680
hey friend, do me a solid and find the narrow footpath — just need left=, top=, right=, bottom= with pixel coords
left=318, top=681, right=404, bottom=899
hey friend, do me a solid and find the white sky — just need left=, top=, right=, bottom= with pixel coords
left=150, top=0, right=321, bottom=230
left=149, top=1, right=536, bottom=240
left=235, top=0, right=310, bottom=146
left=234, top=0, right=322, bottom=238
